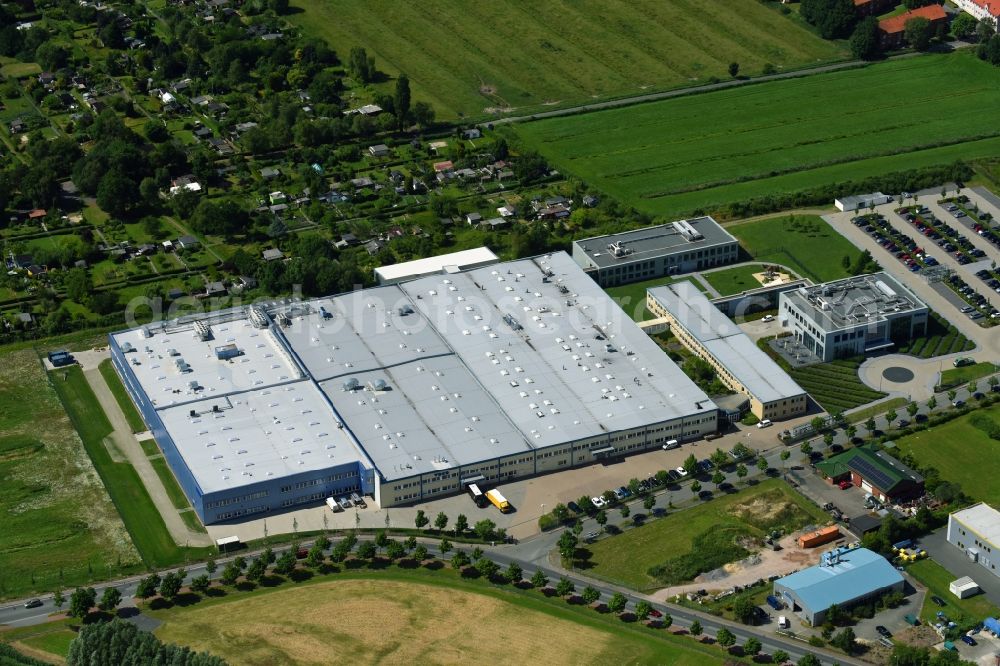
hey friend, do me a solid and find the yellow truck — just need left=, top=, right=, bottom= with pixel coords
left=485, top=488, right=511, bottom=513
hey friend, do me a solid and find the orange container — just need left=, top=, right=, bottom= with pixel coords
left=797, top=525, right=840, bottom=548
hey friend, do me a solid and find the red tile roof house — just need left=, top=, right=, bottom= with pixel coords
left=878, top=4, right=948, bottom=49
left=952, top=0, right=1000, bottom=29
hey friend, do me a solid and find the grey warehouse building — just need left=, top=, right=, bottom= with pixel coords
left=111, top=252, right=718, bottom=524
left=778, top=273, right=928, bottom=362
left=572, top=217, right=739, bottom=287
left=947, top=503, right=1000, bottom=577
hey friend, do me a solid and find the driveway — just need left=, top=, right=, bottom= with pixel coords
left=921, top=529, right=1000, bottom=607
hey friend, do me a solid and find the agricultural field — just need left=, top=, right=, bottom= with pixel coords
left=895, top=403, right=1000, bottom=505
left=0, top=352, right=139, bottom=600
left=288, top=0, right=845, bottom=119
left=514, top=54, right=1000, bottom=218
left=585, top=480, right=827, bottom=590
left=151, top=572, right=721, bottom=666
left=789, top=359, right=886, bottom=414
left=726, top=215, right=868, bottom=283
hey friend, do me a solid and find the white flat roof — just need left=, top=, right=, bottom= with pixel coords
left=375, top=247, right=498, bottom=283
left=648, top=281, right=806, bottom=404
left=952, top=503, right=1000, bottom=546
left=157, top=380, right=366, bottom=494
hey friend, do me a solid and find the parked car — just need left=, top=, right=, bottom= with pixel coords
left=761, top=314, right=775, bottom=323
left=757, top=419, right=773, bottom=429
left=23, top=599, right=42, bottom=609
left=876, top=625, right=892, bottom=639
left=674, top=466, right=689, bottom=477
left=931, top=595, right=946, bottom=607
left=567, top=501, right=581, bottom=514
left=585, top=531, right=599, bottom=542
left=839, top=480, right=852, bottom=490
left=649, top=608, right=663, bottom=618
left=591, top=496, right=607, bottom=509
left=961, top=635, right=976, bottom=646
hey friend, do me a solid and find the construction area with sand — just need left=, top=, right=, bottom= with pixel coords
left=150, top=577, right=714, bottom=665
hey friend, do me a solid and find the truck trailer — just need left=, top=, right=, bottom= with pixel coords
left=485, top=489, right=511, bottom=513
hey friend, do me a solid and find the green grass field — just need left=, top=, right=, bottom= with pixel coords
left=938, top=362, right=997, bottom=390
left=288, top=0, right=844, bottom=119
left=149, top=569, right=725, bottom=666
left=98, top=359, right=146, bottom=433
left=702, top=264, right=774, bottom=296
left=514, top=54, right=1000, bottom=218
left=726, top=215, right=865, bottom=283
left=51, top=366, right=212, bottom=568
left=895, top=404, right=1000, bottom=504
left=0, top=352, right=139, bottom=600
left=789, top=359, right=886, bottom=414
left=605, top=274, right=686, bottom=321
left=907, top=559, right=1000, bottom=624
left=585, top=480, right=828, bottom=590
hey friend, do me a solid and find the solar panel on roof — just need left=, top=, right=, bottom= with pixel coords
left=849, top=456, right=896, bottom=491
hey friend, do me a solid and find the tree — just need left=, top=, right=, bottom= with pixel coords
left=831, top=626, right=857, bottom=653
left=744, top=636, right=762, bottom=656
left=947, top=389, right=957, bottom=403
left=357, top=541, right=377, bottom=559
left=505, top=562, right=523, bottom=583
left=68, top=618, right=227, bottom=666
left=952, top=12, right=978, bottom=41
left=412, top=544, right=429, bottom=562
left=555, top=577, right=575, bottom=597
left=683, top=453, right=698, bottom=475
left=159, top=571, right=182, bottom=600
left=558, top=531, right=578, bottom=560
left=968, top=380, right=979, bottom=395
left=927, top=396, right=937, bottom=410
left=348, top=47, right=376, bottom=83
left=635, top=601, right=652, bottom=622
left=689, top=619, right=702, bottom=636
left=530, top=570, right=548, bottom=589
left=595, top=510, right=607, bottom=530
left=135, top=574, right=161, bottom=599
left=552, top=503, right=570, bottom=522
left=691, top=480, right=702, bottom=496
left=712, top=470, right=725, bottom=488
left=800, top=0, right=858, bottom=39
left=450, top=550, right=469, bottom=569
left=907, top=402, right=919, bottom=418
left=205, top=559, right=217, bottom=577
left=904, top=17, right=933, bottom=51
left=772, top=649, right=789, bottom=664
left=733, top=595, right=757, bottom=624
left=69, top=587, right=96, bottom=618
left=756, top=457, right=768, bottom=473
left=394, top=74, right=411, bottom=129
left=97, top=170, right=139, bottom=218
left=865, top=417, right=877, bottom=436
left=716, top=627, right=736, bottom=648
left=98, top=587, right=122, bottom=613
left=607, top=592, right=627, bottom=614
left=439, top=538, right=452, bottom=554
left=582, top=586, right=600, bottom=605
left=728, top=62, right=739, bottom=78
left=53, top=589, right=65, bottom=609
left=661, top=613, right=673, bottom=629
left=411, top=101, right=435, bottom=129
left=619, top=504, right=630, bottom=520
left=886, top=409, right=898, bottom=425
left=273, top=551, right=296, bottom=576
left=189, top=575, right=210, bottom=594
left=846, top=424, right=857, bottom=440
left=434, top=512, right=448, bottom=532
left=780, top=450, right=791, bottom=467
left=800, top=441, right=812, bottom=456
left=710, top=448, right=729, bottom=468
left=474, top=519, right=497, bottom=541
left=414, top=509, right=429, bottom=530
left=476, top=557, right=500, bottom=580
left=454, top=514, right=468, bottom=535
left=850, top=16, right=882, bottom=60
left=385, top=540, right=406, bottom=560
left=643, top=494, right=656, bottom=512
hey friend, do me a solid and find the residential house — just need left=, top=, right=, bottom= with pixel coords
left=952, top=0, right=1000, bottom=28
left=204, top=281, right=227, bottom=296
left=169, top=175, right=202, bottom=196
left=461, top=128, right=482, bottom=140
left=465, top=212, right=483, bottom=226
left=176, top=235, right=200, bottom=250
left=37, top=72, right=55, bottom=86
left=481, top=217, right=511, bottom=231
left=260, top=166, right=281, bottom=180
left=878, top=5, right=948, bottom=48
left=351, top=176, right=375, bottom=189
left=364, top=239, right=385, bottom=256
left=583, top=195, right=600, bottom=208
left=16, top=312, right=34, bottom=326
left=368, top=144, right=390, bottom=158
left=28, top=209, right=47, bottom=222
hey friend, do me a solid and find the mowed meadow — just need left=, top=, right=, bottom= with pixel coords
left=514, top=54, right=1000, bottom=217
left=288, top=0, right=845, bottom=118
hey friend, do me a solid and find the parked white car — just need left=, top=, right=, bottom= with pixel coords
left=591, top=496, right=607, bottom=509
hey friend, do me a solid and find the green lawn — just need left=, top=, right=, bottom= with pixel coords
left=701, top=264, right=777, bottom=296
left=140, top=438, right=160, bottom=457
left=0, top=619, right=77, bottom=660
left=0, top=62, right=41, bottom=78
left=0, top=352, right=140, bottom=601
left=288, top=0, right=844, bottom=119
left=585, top=480, right=828, bottom=590
left=50, top=366, right=212, bottom=568
left=149, top=456, right=193, bottom=512
left=844, top=397, right=909, bottom=424
left=726, top=215, right=865, bottom=283
left=895, top=404, right=1000, bottom=505
left=605, top=274, right=684, bottom=321
left=898, top=312, right=976, bottom=359
left=98, top=359, right=146, bottom=433
left=789, top=359, right=886, bottom=414
left=938, top=362, right=997, bottom=390
left=907, top=559, right=1000, bottom=624
left=514, top=53, right=1000, bottom=218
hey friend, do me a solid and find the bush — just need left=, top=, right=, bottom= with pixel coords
left=647, top=525, right=751, bottom=584
left=538, top=513, right=558, bottom=531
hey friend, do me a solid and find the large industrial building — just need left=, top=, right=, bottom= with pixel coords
left=774, top=546, right=904, bottom=626
left=111, top=252, right=718, bottom=524
left=778, top=273, right=928, bottom=362
left=647, top=281, right=808, bottom=421
left=947, top=503, right=1000, bottom=577
left=571, top=217, right=739, bottom=287
left=374, top=247, right=498, bottom=285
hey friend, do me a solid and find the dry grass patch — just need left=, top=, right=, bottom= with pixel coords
left=155, top=579, right=616, bottom=665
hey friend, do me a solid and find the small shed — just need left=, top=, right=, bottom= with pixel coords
left=949, top=577, right=980, bottom=599
left=368, top=144, right=390, bottom=158
left=262, top=248, right=284, bottom=262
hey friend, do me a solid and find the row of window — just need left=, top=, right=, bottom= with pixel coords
left=207, top=490, right=268, bottom=509
left=215, top=505, right=267, bottom=521
left=279, top=471, right=358, bottom=493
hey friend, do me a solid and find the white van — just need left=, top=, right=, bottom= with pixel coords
left=325, top=497, right=343, bottom=512
left=662, top=439, right=679, bottom=450
left=757, top=419, right=773, bottom=429
left=778, top=616, right=788, bottom=628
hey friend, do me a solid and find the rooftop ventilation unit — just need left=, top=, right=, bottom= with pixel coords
left=368, top=379, right=388, bottom=392
left=342, top=377, right=361, bottom=392
left=672, top=219, right=704, bottom=242
left=247, top=306, right=270, bottom=329
left=502, top=313, right=523, bottom=331
left=606, top=241, right=633, bottom=258
left=193, top=320, right=212, bottom=341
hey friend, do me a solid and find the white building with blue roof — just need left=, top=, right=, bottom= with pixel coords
left=773, top=546, right=904, bottom=625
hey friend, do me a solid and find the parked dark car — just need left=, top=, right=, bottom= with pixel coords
left=876, top=625, right=892, bottom=639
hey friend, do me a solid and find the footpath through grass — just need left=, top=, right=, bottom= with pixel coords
left=50, top=366, right=212, bottom=568
left=585, top=480, right=828, bottom=590
left=514, top=53, right=1000, bottom=218
left=289, top=0, right=844, bottom=119
left=0, top=352, right=139, bottom=600
left=894, top=403, right=1000, bottom=505
left=98, top=359, right=146, bottom=433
